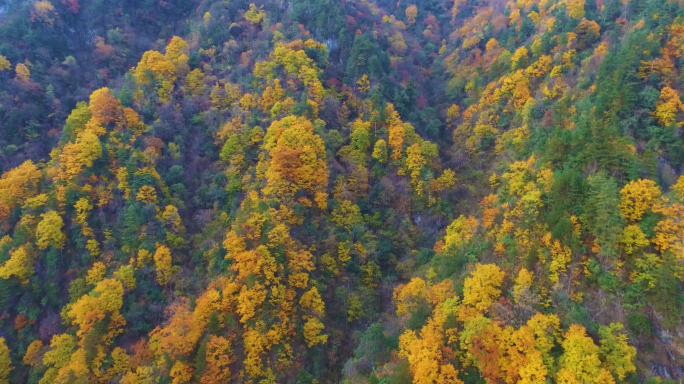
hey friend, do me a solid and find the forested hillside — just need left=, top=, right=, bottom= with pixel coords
left=0, top=0, right=683, bottom=383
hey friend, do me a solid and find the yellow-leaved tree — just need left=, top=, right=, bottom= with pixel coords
left=22, top=340, right=43, bottom=367
left=67, top=278, right=125, bottom=342
left=200, top=335, right=235, bottom=384
left=567, top=0, right=586, bottom=19
left=0, top=246, right=33, bottom=282
left=598, top=323, right=636, bottom=381
left=462, top=263, right=505, bottom=313
left=372, top=139, right=388, bottom=163
left=262, top=115, right=328, bottom=209
left=0, top=337, right=11, bottom=384
left=557, top=324, right=614, bottom=384
left=399, top=314, right=463, bottom=384
left=442, top=215, right=478, bottom=254
left=15, top=63, right=30, bottom=83
left=654, top=86, right=684, bottom=126
left=153, top=244, right=173, bottom=286
left=36, top=211, right=66, bottom=250
left=134, top=50, right=176, bottom=85
left=0, top=160, right=42, bottom=222
left=0, top=56, right=10, bottom=71
left=393, top=277, right=429, bottom=315
left=619, top=179, right=661, bottom=222
left=165, top=36, right=190, bottom=75
left=244, top=3, right=266, bottom=24
left=405, top=5, right=418, bottom=25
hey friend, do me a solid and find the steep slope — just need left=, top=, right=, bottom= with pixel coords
left=0, top=1, right=682, bottom=384
left=0, top=0, right=201, bottom=169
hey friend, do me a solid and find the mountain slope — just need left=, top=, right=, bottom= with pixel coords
left=0, top=0, right=683, bottom=383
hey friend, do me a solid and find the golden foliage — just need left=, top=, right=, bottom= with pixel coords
left=244, top=3, right=266, bottom=24
left=153, top=244, right=173, bottom=285
left=0, top=56, right=10, bottom=71
left=135, top=185, right=158, bottom=205
left=0, top=160, right=42, bottom=221
left=170, top=361, right=193, bottom=384
left=89, top=87, right=120, bottom=126
left=405, top=5, right=418, bottom=25
left=619, top=179, right=661, bottom=222
left=36, top=211, right=66, bottom=250
left=67, top=278, right=124, bottom=342
left=85, top=262, right=106, bottom=285
left=303, top=317, right=328, bottom=347
left=262, top=116, right=328, bottom=206
left=567, top=0, right=585, bottom=19
left=558, top=324, right=613, bottom=384
left=399, top=314, right=463, bottom=384
left=0, top=337, right=11, bottom=384
left=150, top=302, right=202, bottom=359
left=201, top=336, right=235, bottom=384
left=15, top=63, right=30, bottom=82
left=0, top=245, right=32, bottom=282
left=654, top=86, right=684, bottom=126
left=372, top=139, right=388, bottom=163
left=23, top=340, right=43, bottom=367
left=462, top=264, right=505, bottom=313
left=134, top=50, right=176, bottom=85
left=394, top=277, right=429, bottom=315
left=443, top=215, right=478, bottom=253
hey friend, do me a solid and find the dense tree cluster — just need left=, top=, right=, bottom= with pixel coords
left=1, top=0, right=684, bottom=383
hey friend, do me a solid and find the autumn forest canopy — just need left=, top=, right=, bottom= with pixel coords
left=1, top=0, right=684, bottom=383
